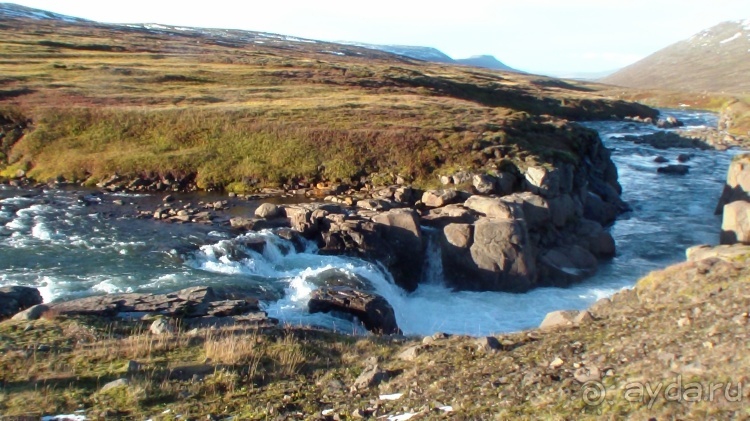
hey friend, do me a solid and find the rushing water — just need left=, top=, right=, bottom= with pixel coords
left=0, top=109, right=740, bottom=336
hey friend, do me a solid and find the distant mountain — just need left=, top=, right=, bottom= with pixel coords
left=455, top=55, right=519, bottom=72
left=339, top=42, right=455, bottom=63
left=602, top=19, right=750, bottom=93
left=0, top=2, right=90, bottom=23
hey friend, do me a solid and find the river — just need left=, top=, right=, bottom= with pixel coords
left=0, top=109, right=739, bottom=336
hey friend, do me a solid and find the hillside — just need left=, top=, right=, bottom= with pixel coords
left=0, top=4, right=655, bottom=192
left=602, top=19, right=750, bottom=94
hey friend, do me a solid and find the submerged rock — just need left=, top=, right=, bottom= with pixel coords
left=308, top=287, right=401, bottom=335
left=657, top=164, right=689, bottom=175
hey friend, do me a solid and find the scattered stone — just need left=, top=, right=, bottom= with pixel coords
left=398, top=345, right=427, bottom=361
left=549, top=357, right=564, bottom=369
left=100, top=378, right=130, bottom=393
left=574, top=366, right=601, bottom=383
left=150, top=318, right=174, bottom=335
left=475, top=336, right=501, bottom=353
left=539, top=310, right=579, bottom=329
left=351, top=365, right=390, bottom=391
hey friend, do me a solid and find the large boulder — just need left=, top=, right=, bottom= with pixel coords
left=716, top=154, right=750, bottom=214
left=371, top=209, right=424, bottom=291
left=720, top=200, right=750, bottom=245
left=0, top=286, right=43, bottom=320
left=441, top=217, right=536, bottom=291
left=308, top=287, right=401, bottom=335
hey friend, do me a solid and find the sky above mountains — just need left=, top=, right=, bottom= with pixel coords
left=9, top=0, right=750, bottom=76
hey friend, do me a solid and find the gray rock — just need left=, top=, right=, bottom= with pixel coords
left=463, top=195, right=523, bottom=220
left=100, top=378, right=130, bottom=393
left=397, top=345, right=427, bottom=361
left=11, top=304, right=50, bottom=321
left=443, top=223, right=472, bottom=249
left=351, top=365, right=391, bottom=391
left=475, top=336, right=501, bottom=352
left=657, top=164, right=689, bottom=175
left=48, top=286, right=260, bottom=319
left=721, top=200, right=750, bottom=245
left=716, top=154, right=750, bottom=214
left=539, top=245, right=598, bottom=286
left=150, top=318, right=174, bottom=335
left=371, top=209, right=424, bottom=291
left=0, top=286, right=43, bottom=320
left=443, top=217, right=536, bottom=291
left=472, top=174, right=496, bottom=194
left=539, top=310, right=579, bottom=329
left=254, top=203, right=282, bottom=219
left=500, top=192, right=550, bottom=229
left=308, top=287, right=401, bottom=335
left=422, top=189, right=459, bottom=208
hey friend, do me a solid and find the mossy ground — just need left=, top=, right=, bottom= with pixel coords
left=1, top=252, right=749, bottom=420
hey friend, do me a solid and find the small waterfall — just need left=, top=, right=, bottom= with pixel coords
left=420, top=227, right=445, bottom=285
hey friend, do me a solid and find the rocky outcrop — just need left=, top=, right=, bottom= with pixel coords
left=308, top=287, right=401, bottom=335
left=720, top=201, right=750, bottom=245
left=0, top=286, right=43, bottom=320
left=716, top=154, right=750, bottom=245
left=716, top=154, right=750, bottom=214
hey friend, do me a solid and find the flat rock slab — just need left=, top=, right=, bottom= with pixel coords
left=49, top=286, right=260, bottom=319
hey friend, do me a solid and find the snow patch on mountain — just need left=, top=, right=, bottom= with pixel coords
left=720, top=32, right=743, bottom=44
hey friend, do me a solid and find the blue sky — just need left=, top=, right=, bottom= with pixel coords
left=9, top=0, right=750, bottom=75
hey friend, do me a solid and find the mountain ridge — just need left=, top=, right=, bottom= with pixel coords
left=602, top=19, right=750, bottom=94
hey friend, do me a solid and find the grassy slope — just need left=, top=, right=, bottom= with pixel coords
left=1, top=250, right=748, bottom=419
left=0, top=17, right=654, bottom=191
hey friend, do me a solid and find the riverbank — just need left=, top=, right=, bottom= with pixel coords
left=1, top=240, right=748, bottom=419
